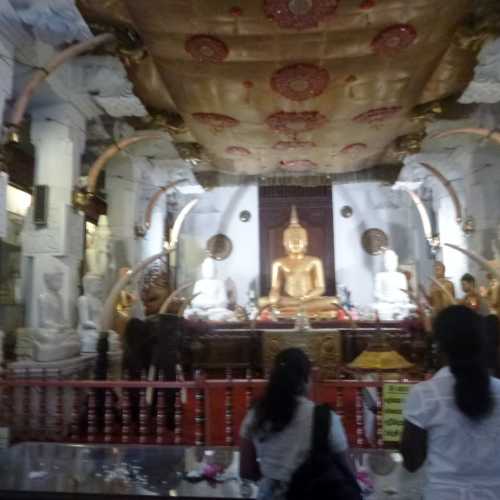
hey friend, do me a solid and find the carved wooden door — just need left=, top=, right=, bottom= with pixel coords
left=259, top=185, right=335, bottom=296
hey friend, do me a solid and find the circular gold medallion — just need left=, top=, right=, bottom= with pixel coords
left=206, top=233, right=233, bottom=261
left=361, top=228, right=388, bottom=255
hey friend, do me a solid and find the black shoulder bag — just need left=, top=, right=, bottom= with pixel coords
left=287, top=404, right=362, bottom=500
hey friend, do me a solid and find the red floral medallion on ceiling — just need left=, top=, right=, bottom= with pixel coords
left=371, top=24, right=417, bottom=55
left=352, top=106, right=402, bottom=124
left=271, top=63, right=330, bottom=101
left=185, top=35, right=229, bottom=63
left=266, top=111, right=328, bottom=136
left=192, top=113, right=240, bottom=132
left=226, top=146, right=251, bottom=156
left=279, top=159, right=318, bottom=172
left=264, top=0, right=338, bottom=30
left=273, top=140, right=317, bottom=150
left=341, top=143, right=367, bottom=154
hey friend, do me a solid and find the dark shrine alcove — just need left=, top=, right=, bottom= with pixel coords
left=258, top=185, right=335, bottom=296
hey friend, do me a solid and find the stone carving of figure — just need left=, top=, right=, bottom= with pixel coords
left=259, top=206, right=339, bottom=319
left=184, top=257, right=236, bottom=322
left=429, top=261, right=456, bottom=316
left=78, top=273, right=104, bottom=353
left=86, top=215, right=115, bottom=292
left=373, top=249, right=416, bottom=321
left=34, top=269, right=80, bottom=362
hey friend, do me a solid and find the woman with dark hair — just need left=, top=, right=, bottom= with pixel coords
left=239, top=348, right=349, bottom=500
left=401, top=305, right=500, bottom=499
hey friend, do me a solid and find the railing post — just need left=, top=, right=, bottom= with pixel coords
left=245, top=368, right=253, bottom=411
left=174, top=368, right=183, bottom=445
left=54, top=370, right=64, bottom=441
left=139, top=370, right=149, bottom=444
left=355, top=388, right=365, bottom=448
left=121, top=372, right=131, bottom=444
left=225, top=368, right=234, bottom=446
left=156, top=370, right=166, bottom=444
left=104, top=388, right=113, bottom=443
left=194, top=369, right=205, bottom=446
left=38, top=369, right=48, bottom=441
left=87, top=389, right=97, bottom=442
left=22, top=369, right=31, bottom=441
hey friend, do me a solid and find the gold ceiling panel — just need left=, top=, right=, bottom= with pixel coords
left=84, top=0, right=475, bottom=178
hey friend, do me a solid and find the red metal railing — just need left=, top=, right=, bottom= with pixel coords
left=0, top=373, right=414, bottom=448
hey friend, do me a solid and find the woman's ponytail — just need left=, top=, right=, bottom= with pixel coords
left=435, top=306, right=493, bottom=420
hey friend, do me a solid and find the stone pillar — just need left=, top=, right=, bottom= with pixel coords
left=22, top=103, right=86, bottom=328
left=0, top=34, right=15, bottom=239
left=105, top=156, right=143, bottom=270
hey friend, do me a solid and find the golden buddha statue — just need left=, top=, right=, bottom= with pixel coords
left=429, top=261, right=456, bottom=316
left=259, top=206, right=339, bottom=319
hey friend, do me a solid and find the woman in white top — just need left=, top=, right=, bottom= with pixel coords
left=401, top=305, right=500, bottom=500
left=239, top=348, right=349, bottom=500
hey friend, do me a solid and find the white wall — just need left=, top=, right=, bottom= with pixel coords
left=333, top=183, right=431, bottom=308
left=178, top=184, right=260, bottom=306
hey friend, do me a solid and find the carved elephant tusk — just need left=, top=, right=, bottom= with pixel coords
left=8, top=34, right=115, bottom=132
left=419, top=162, right=462, bottom=224
left=86, top=132, right=166, bottom=196
left=100, top=250, right=172, bottom=331
left=444, top=243, right=500, bottom=281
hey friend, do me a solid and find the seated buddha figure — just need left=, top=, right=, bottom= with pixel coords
left=372, top=249, right=416, bottom=321
left=259, top=206, right=339, bottom=319
left=33, top=269, right=80, bottom=362
left=184, top=257, right=237, bottom=322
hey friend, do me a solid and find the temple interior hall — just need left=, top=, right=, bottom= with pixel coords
left=0, top=1, right=500, bottom=499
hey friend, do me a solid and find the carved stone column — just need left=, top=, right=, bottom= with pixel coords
left=22, top=103, right=86, bottom=328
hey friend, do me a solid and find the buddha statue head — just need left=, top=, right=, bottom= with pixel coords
left=201, top=257, right=217, bottom=280
left=383, top=249, right=399, bottom=272
left=44, top=269, right=64, bottom=293
left=283, top=206, right=308, bottom=256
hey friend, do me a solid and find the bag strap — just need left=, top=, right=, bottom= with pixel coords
left=312, top=404, right=331, bottom=453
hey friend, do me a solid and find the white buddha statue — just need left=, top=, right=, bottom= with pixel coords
left=77, top=273, right=104, bottom=353
left=372, top=249, right=416, bottom=321
left=33, top=269, right=80, bottom=362
left=184, top=257, right=237, bottom=322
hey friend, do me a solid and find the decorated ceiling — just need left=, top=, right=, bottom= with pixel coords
left=77, top=0, right=481, bottom=178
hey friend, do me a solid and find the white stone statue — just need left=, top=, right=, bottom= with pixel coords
left=77, top=273, right=104, bottom=353
left=372, top=249, right=416, bottom=321
left=184, top=257, right=237, bottom=322
left=33, top=269, right=80, bottom=362
left=86, top=215, right=114, bottom=278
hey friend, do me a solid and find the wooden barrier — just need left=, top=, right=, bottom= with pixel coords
left=0, top=371, right=414, bottom=448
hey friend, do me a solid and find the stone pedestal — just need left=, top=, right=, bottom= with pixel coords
left=8, top=354, right=97, bottom=379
